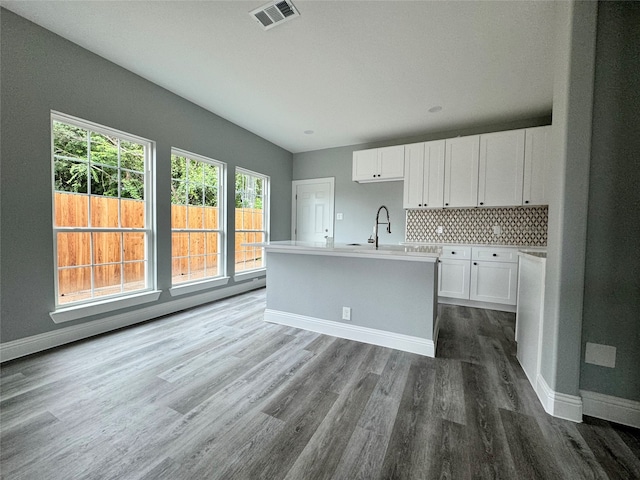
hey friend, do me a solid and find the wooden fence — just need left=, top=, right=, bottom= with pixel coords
left=55, top=193, right=263, bottom=296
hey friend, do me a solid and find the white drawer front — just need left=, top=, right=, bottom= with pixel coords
left=440, top=246, right=471, bottom=260
left=472, top=247, right=518, bottom=263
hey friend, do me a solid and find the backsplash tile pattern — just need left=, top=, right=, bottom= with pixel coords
left=405, top=206, right=548, bottom=246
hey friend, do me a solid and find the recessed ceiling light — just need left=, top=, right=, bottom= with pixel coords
left=428, top=106, right=443, bottom=113
left=304, top=130, right=314, bottom=135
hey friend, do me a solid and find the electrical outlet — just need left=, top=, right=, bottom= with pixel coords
left=493, top=225, right=502, bottom=235
left=342, top=306, right=351, bottom=321
left=336, top=213, right=344, bottom=220
left=437, top=226, right=443, bottom=234
left=585, top=342, right=616, bottom=368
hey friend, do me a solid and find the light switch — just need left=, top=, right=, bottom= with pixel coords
left=437, top=226, right=443, bottom=234
left=493, top=225, right=502, bottom=235
left=585, top=342, right=616, bottom=368
left=336, top=213, right=343, bottom=220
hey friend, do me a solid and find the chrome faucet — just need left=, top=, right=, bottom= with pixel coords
left=370, top=205, right=391, bottom=249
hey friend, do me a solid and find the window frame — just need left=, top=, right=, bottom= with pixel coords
left=50, top=111, right=159, bottom=322
left=169, top=147, right=228, bottom=295
left=234, top=167, right=270, bottom=280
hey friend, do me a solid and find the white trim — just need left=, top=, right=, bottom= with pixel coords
left=535, top=374, right=583, bottom=423
left=2, top=280, right=265, bottom=363
left=432, top=314, right=441, bottom=351
left=50, top=290, right=162, bottom=323
left=264, top=309, right=436, bottom=357
left=438, top=296, right=517, bottom=313
left=169, top=276, right=230, bottom=296
left=234, top=269, right=266, bottom=282
left=291, top=177, right=335, bottom=241
left=580, top=390, right=640, bottom=429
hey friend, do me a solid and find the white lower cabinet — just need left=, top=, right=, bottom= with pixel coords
left=470, top=261, right=518, bottom=305
left=438, top=245, right=519, bottom=307
left=438, top=259, right=471, bottom=299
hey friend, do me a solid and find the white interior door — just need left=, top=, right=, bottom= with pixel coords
left=292, top=178, right=335, bottom=242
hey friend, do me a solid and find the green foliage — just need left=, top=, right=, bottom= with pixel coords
left=235, top=172, right=263, bottom=209
left=53, top=121, right=145, bottom=199
left=171, top=155, right=219, bottom=207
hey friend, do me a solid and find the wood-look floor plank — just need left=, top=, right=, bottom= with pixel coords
left=1, top=290, right=638, bottom=480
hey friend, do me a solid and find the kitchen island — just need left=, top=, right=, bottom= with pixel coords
left=255, top=241, right=441, bottom=357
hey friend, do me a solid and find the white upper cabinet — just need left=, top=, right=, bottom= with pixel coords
left=444, top=135, right=480, bottom=208
left=403, top=140, right=445, bottom=208
left=478, top=129, right=525, bottom=207
left=353, top=145, right=404, bottom=182
left=523, top=126, right=551, bottom=205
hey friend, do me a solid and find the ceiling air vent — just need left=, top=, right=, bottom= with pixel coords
left=250, top=0, right=300, bottom=31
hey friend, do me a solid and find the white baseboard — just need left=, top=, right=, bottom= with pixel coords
left=439, top=297, right=516, bottom=313
left=536, top=374, right=583, bottom=423
left=0, top=279, right=266, bottom=363
left=580, top=390, right=640, bottom=429
left=264, top=309, right=436, bottom=357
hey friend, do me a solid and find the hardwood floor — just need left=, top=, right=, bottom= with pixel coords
left=1, top=288, right=639, bottom=479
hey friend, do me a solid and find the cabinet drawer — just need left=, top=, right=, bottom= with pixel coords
left=472, top=247, right=518, bottom=263
left=440, top=246, right=471, bottom=260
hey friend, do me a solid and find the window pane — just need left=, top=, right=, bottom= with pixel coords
left=120, top=141, right=144, bottom=172
left=205, top=232, right=219, bottom=255
left=187, top=205, right=203, bottom=229
left=172, top=204, right=186, bottom=229
left=205, top=255, right=219, bottom=277
left=121, top=170, right=144, bottom=200
left=58, top=267, right=91, bottom=304
left=188, top=184, right=203, bottom=206
left=204, top=186, right=217, bottom=207
left=204, top=206, right=218, bottom=230
left=55, top=193, right=88, bottom=227
left=172, top=180, right=187, bottom=205
left=189, top=256, right=205, bottom=280
left=171, top=155, right=186, bottom=180
left=53, top=122, right=87, bottom=161
left=123, top=233, right=145, bottom=262
left=94, top=264, right=122, bottom=293
left=189, top=232, right=205, bottom=256
left=172, top=257, right=189, bottom=283
left=203, top=163, right=218, bottom=187
left=172, top=232, right=188, bottom=257
left=54, top=159, right=89, bottom=194
left=90, top=132, right=118, bottom=167
left=124, top=262, right=145, bottom=291
left=121, top=198, right=144, bottom=228
left=57, top=232, right=91, bottom=267
left=90, top=196, right=119, bottom=227
left=93, top=232, right=121, bottom=264
left=90, top=165, right=119, bottom=197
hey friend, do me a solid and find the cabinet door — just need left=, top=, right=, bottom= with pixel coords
left=403, top=142, right=425, bottom=208
left=444, top=136, right=480, bottom=207
left=438, top=259, right=471, bottom=299
left=478, top=130, right=525, bottom=207
left=470, top=261, right=518, bottom=305
left=523, top=126, right=551, bottom=205
left=378, top=145, right=405, bottom=180
left=353, top=149, right=379, bottom=181
left=424, top=140, right=446, bottom=208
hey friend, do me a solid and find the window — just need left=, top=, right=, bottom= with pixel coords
left=235, top=168, right=269, bottom=274
left=171, top=149, right=225, bottom=285
left=52, top=113, right=154, bottom=307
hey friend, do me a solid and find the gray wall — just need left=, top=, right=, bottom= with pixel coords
left=293, top=118, right=551, bottom=245
left=266, top=252, right=437, bottom=339
left=0, top=10, right=292, bottom=343
left=580, top=2, right=640, bottom=401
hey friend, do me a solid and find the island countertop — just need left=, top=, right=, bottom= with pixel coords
left=248, top=241, right=441, bottom=262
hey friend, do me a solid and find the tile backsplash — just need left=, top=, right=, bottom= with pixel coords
left=405, top=206, right=548, bottom=246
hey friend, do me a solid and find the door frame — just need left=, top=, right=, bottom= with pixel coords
left=291, top=177, right=335, bottom=241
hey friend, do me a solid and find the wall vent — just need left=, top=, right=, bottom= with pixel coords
left=250, top=0, right=300, bottom=31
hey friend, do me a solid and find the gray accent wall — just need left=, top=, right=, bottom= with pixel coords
left=0, top=10, right=292, bottom=343
left=580, top=2, right=640, bottom=401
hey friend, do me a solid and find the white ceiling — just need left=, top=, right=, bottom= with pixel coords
left=1, top=0, right=556, bottom=153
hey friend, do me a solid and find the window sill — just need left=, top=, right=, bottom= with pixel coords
left=50, top=290, right=162, bottom=324
left=234, top=269, right=266, bottom=282
left=169, top=276, right=230, bottom=297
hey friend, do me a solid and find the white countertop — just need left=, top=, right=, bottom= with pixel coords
left=248, top=241, right=441, bottom=262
